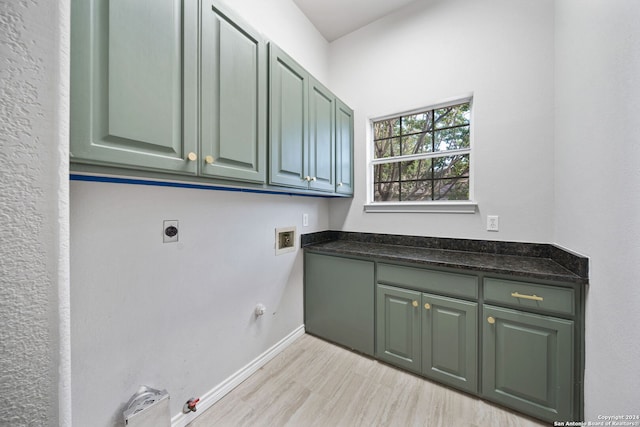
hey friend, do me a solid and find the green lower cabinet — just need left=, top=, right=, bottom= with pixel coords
left=305, top=253, right=374, bottom=356
left=376, top=285, right=478, bottom=392
left=376, top=285, right=421, bottom=373
left=422, top=293, right=478, bottom=394
left=482, top=305, right=574, bottom=422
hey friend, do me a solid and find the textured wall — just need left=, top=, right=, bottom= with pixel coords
left=0, top=0, right=70, bottom=425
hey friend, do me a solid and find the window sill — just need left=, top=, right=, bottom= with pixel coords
left=364, top=201, right=477, bottom=214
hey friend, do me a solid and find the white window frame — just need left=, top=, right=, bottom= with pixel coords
left=365, top=95, right=477, bottom=214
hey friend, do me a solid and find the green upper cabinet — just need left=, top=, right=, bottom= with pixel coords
left=269, top=43, right=352, bottom=194
left=71, top=1, right=351, bottom=194
left=70, top=0, right=198, bottom=174
left=335, top=99, right=354, bottom=195
left=308, top=78, right=335, bottom=192
left=268, top=44, right=309, bottom=189
left=200, top=3, right=267, bottom=183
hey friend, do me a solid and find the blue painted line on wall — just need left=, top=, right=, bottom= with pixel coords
left=69, top=174, right=334, bottom=198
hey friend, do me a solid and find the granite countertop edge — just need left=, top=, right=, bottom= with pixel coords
left=302, top=231, right=589, bottom=286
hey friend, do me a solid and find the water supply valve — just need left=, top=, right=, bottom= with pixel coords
left=255, top=303, right=266, bottom=317
left=183, top=397, right=200, bottom=414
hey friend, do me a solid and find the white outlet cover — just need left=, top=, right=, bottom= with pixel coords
left=487, top=215, right=499, bottom=232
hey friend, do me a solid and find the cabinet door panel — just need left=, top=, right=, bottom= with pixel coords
left=305, top=254, right=374, bottom=355
left=483, top=305, right=573, bottom=422
left=335, top=99, right=354, bottom=195
left=269, top=44, right=308, bottom=188
left=70, top=0, right=197, bottom=174
left=376, top=285, right=421, bottom=372
left=201, top=5, right=266, bottom=182
left=422, top=293, right=477, bottom=394
left=308, top=78, right=335, bottom=192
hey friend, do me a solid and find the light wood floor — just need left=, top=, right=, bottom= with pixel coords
left=187, top=334, right=547, bottom=427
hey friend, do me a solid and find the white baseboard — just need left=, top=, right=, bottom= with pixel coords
left=171, top=325, right=306, bottom=427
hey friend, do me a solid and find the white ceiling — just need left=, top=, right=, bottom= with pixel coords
left=293, top=0, right=419, bottom=42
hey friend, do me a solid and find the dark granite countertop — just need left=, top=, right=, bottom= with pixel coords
left=302, top=232, right=589, bottom=285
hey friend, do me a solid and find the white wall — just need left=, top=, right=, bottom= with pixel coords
left=70, top=183, right=328, bottom=425
left=554, top=0, right=640, bottom=419
left=0, top=0, right=71, bottom=425
left=327, top=0, right=556, bottom=243
left=69, top=1, right=329, bottom=425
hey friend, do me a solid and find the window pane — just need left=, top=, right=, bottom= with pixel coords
left=375, top=182, right=400, bottom=201
left=401, top=180, right=432, bottom=201
left=401, top=133, right=432, bottom=155
left=374, top=137, right=401, bottom=158
left=433, top=154, right=469, bottom=179
left=434, top=103, right=470, bottom=129
left=374, top=118, right=400, bottom=140
left=401, top=159, right=431, bottom=181
left=371, top=100, right=471, bottom=203
left=401, top=112, right=431, bottom=135
left=433, top=178, right=469, bottom=200
left=374, top=162, right=400, bottom=183
left=434, top=125, right=469, bottom=151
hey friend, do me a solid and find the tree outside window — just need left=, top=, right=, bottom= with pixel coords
left=372, top=101, right=471, bottom=202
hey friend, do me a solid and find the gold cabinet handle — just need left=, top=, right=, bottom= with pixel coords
left=187, top=152, right=198, bottom=161
left=412, top=300, right=419, bottom=308
left=487, top=316, right=495, bottom=324
left=424, top=303, right=431, bottom=310
left=511, top=292, right=544, bottom=302
left=205, top=155, right=215, bottom=165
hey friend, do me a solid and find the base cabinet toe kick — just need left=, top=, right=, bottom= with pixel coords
left=304, top=250, right=586, bottom=424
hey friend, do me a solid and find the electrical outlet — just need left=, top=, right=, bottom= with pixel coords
left=163, top=220, right=179, bottom=243
left=303, top=213, right=309, bottom=227
left=487, top=215, right=499, bottom=232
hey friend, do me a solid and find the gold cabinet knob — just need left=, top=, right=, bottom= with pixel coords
left=205, top=155, right=215, bottom=165
left=187, top=152, right=197, bottom=161
left=424, top=303, right=431, bottom=310
left=487, top=316, right=496, bottom=324
left=304, top=176, right=311, bottom=182
left=338, top=182, right=343, bottom=186
left=412, top=300, right=418, bottom=308
left=311, top=176, right=317, bottom=181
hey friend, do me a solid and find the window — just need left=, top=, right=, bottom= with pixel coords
left=370, top=100, right=472, bottom=206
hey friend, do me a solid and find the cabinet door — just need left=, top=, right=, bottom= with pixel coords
left=269, top=44, right=308, bottom=189
left=422, top=293, right=478, bottom=394
left=201, top=3, right=266, bottom=183
left=70, top=0, right=197, bottom=174
left=307, top=78, right=335, bottom=192
left=305, top=254, right=374, bottom=355
left=482, top=305, right=574, bottom=422
left=335, top=99, right=354, bottom=195
left=376, top=284, right=421, bottom=373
